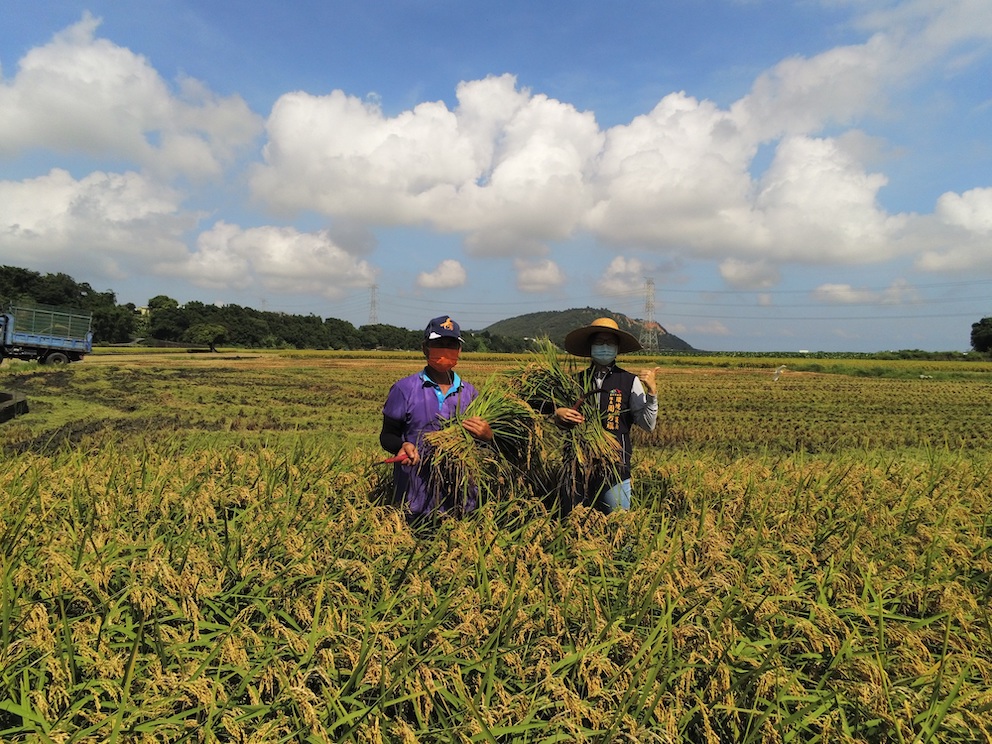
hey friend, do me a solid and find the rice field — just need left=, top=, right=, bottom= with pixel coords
left=1, top=351, right=991, bottom=742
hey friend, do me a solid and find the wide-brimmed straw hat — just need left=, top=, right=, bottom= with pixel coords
left=563, top=317, right=642, bottom=356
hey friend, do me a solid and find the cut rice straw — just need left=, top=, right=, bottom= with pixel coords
left=425, top=377, right=538, bottom=507
left=510, top=339, right=623, bottom=509
left=426, top=340, right=622, bottom=513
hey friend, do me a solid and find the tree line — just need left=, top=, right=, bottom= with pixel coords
left=4, top=265, right=990, bottom=355
left=0, top=265, right=529, bottom=353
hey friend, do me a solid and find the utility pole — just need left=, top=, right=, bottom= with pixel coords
left=368, top=283, right=379, bottom=325
left=638, top=278, right=659, bottom=351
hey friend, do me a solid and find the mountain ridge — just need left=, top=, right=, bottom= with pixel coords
left=482, top=307, right=695, bottom=351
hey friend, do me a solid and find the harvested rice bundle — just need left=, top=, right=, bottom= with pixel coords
left=507, top=339, right=623, bottom=509
left=424, top=381, right=538, bottom=505
left=543, top=401, right=623, bottom=512
left=426, top=342, right=625, bottom=513
left=508, top=338, right=584, bottom=410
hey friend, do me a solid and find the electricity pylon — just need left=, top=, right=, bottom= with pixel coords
left=638, top=278, right=660, bottom=351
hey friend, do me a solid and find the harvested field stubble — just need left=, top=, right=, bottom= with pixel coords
left=1, top=353, right=991, bottom=741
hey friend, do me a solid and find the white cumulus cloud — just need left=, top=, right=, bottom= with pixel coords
left=913, top=187, right=992, bottom=271
left=0, top=168, right=192, bottom=279
left=0, top=13, right=261, bottom=179
left=753, top=135, right=906, bottom=263
left=719, top=259, right=780, bottom=289
left=156, top=222, right=377, bottom=297
left=251, top=74, right=601, bottom=256
left=813, top=283, right=884, bottom=305
left=417, top=259, right=467, bottom=289
left=934, top=187, right=992, bottom=233
left=514, top=258, right=564, bottom=292
left=812, top=279, right=921, bottom=305
left=597, top=256, right=647, bottom=295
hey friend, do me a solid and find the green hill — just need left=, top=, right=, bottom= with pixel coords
left=483, top=307, right=696, bottom=352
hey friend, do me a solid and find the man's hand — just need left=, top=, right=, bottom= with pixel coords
left=400, top=441, right=420, bottom=466
left=554, top=406, right=584, bottom=427
left=462, top=416, right=494, bottom=442
left=639, top=366, right=660, bottom=397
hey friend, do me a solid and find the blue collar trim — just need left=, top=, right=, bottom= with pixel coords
left=420, top=369, right=462, bottom=406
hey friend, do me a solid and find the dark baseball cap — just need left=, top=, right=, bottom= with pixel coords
left=424, top=315, right=462, bottom=342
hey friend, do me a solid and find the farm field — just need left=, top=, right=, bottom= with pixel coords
left=1, top=351, right=991, bottom=742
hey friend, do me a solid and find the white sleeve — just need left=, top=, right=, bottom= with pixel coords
left=630, top=376, right=658, bottom=432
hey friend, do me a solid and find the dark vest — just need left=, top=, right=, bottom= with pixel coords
left=578, top=365, right=636, bottom=482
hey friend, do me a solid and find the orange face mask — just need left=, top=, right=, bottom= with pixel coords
left=426, top=347, right=460, bottom=373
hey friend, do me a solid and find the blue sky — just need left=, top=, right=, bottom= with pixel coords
left=2, top=0, right=991, bottom=352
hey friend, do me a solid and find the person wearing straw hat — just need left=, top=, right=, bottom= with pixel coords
left=379, top=314, right=493, bottom=523
left=555, top=317, right=658, bottom=512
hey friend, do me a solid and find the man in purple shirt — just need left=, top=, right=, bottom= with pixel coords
left=380, top=315, right=492, bottom=522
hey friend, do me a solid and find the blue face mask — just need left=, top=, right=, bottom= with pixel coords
left=590, top=343, right=618, bottom=366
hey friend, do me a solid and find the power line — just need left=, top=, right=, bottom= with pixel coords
left=202, top=275, right=992, bottom=332
left=648, top=310, right=984, bottom=321
left=610, top=278, right=992, bottom=297
left=256, top=276, right=992, bottom=314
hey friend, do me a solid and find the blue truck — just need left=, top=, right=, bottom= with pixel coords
left=0, top=304, right=93, bottom=364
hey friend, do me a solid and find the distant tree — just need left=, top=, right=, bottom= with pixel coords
left=0, top=266, right=117, bottom=312
left=92, top=305, right=138, bottom=344
left=238, top=316, right=273, bottom=347
left=129, top=304, right=150, bottom=339
left=325, top=317, right=361, bottom=349
left=147, top=295, right=180, bottom=312
left=0, top=263, right=547, bottom=352
left=467, top=334, right=489, bottom=353
left=0, top=265, right=42, bottom=306
left=278, top=313, right=328, bottom=349
left=464, top=330, right=528, bottom=353
left=34, top=272, right=85, bottom=306
left=150, top=305, right=189, bottom=341
left=145, top=296, right=177, bottom=341
left=359, top=324, right=420, bottom=350
left=209, top=304, right=250, bottom=344
left=77, top=285, right=118, bottom=313
left=186, top=323, right=227, bottom=351
left=971, top=317, right=992, bottom=353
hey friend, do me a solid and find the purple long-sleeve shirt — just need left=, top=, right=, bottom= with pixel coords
left=381, top=369, right=479, bottom=517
